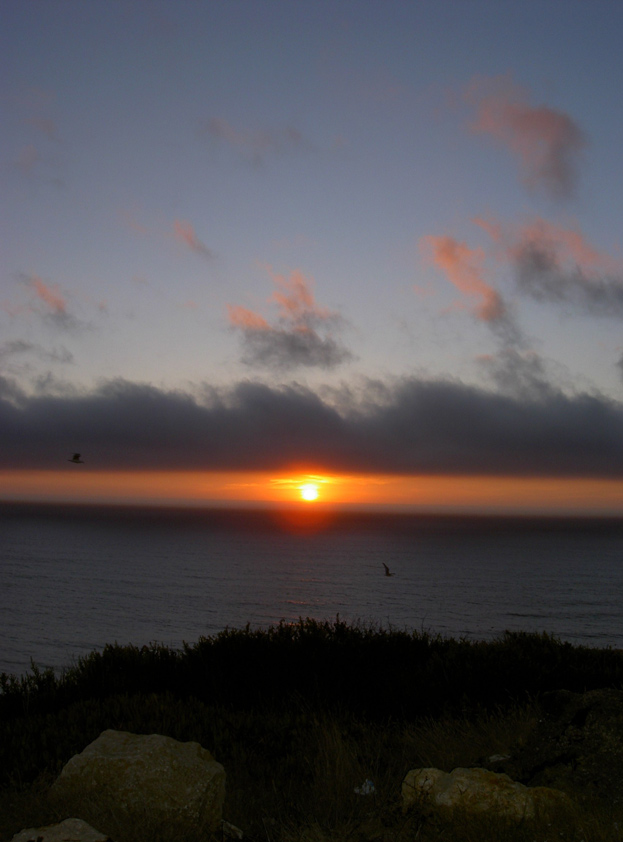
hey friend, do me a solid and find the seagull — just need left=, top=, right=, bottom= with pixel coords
left=383, top=563, right=393, bottom=577
left=68, top=453, right=84, bottom=464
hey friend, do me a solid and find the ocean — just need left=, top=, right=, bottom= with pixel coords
left=2, top=502, right=623, bottom=678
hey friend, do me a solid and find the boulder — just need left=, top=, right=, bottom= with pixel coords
left=11, top=817, right=110, bottom=842
left=49, top=730, right=225, bottom=838
left=402, top=766, right=573, bottom=823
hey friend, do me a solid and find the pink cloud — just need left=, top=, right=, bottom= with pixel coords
left=474, top=215, right=623, bottom=315
left=266, top=267, right=334, bottom=325
left=419, top=234, right=505, bottom=322
left=16, top=273, right=83, bottom=331
left=465, top=76, right=587, bottom=199
left=5, top=273, right=90, bottom=332
left=173, top=220, right=214, bottom=259
left=227, top=268, right=352, bottom=370
left=227, top=305, right=271, bottom=331
left=31, top=275, right=67, bottom=315
left=476, top=216, right=619, bottom=274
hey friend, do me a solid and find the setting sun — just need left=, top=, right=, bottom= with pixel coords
left=300, top=483, right=319, bottom=501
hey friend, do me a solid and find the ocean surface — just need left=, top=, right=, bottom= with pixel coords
left=2, top=502, right=623, bottom=678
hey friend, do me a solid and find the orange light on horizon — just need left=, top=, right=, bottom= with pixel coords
left=1, top=469, right=623, bottom=515
left=269, top=473, right=334, bottom=503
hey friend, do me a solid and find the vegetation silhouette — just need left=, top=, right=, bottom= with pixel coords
left=2, top=620, right=623, bottom=840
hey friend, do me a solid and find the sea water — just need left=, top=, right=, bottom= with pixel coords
left=2, top=502, right=623, bottom=678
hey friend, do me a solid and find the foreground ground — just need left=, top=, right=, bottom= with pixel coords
left=1, top=620, right=623, bottom=841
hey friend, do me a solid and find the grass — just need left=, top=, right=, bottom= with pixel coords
left=1, top=619, right=623, bottom=841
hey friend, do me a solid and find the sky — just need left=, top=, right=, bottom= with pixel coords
left=3, top=0, right=623, bottom=513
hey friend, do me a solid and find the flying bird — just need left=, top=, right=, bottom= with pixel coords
left=68, top=453, right=84, bottom=464
left=383, top=563, right=393, bottom=577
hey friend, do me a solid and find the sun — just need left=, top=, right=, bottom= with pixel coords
left=300, top=483, right=319, bottom=501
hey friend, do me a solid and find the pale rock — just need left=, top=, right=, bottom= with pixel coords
left=222, top=819, right=244, bottom=839
left=49, top=730, right=226, bottom=836
left=11, top=817, right=110, bottom=842
left=402, top=766, right=573, bottom=822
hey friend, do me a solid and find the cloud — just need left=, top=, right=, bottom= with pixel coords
left=420, top=234, right=503, bottom=322
left=3, top=376, right=623, bottom=478
left=120, top=209, right=149, bottom=236
left=228, top=306, right=271, bottom=331
left=204, top=116, right=309, bottom=165
left=0, top=340, right=73, bottom=366
left=31, top=276, right=66, bottom=313
left=16, top=273, right=84, bottom=331
left=419, top=233, right=523, bottom=347
left=173, top=220, right=215, bottom=259
left=29, top=275, right=81, bottom=330
left=422, top=215, right=623, bottom=337
left=46, top=345, right=74, bottom=364
left=475, top=216, right=623, bottom=315
left=0, top=340, right=38, bottom=362
left=477, top=348, right=554, bottom=400
left=12, top=88, right=60, bottom=179
left=229, top=320, right=353, bottom=370
left=228, top=268, right=353, bottom=370
left=465, top=76, right=587, bottom=200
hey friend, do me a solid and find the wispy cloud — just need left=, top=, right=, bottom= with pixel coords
left=477, top=348, right=555, bottom=400
left=17, top=273, right=83, bottom=331
left=172, top=220, right=215, bottom=259
left=228, top=268, right=353, bottom=370
left=419, top=233, right=524, bottom=348
left=204, top=116, right=310, bottom=165
left=120, top=209, right=149, bottom=236
left=0, top=340, right=37, bottom=362
left=228, top=306, right=271, bottom=331
left=31, top=276, right=66, bottom=314
left=12, top=87, right=60, bottom=178
left=420, top=234, right=503, bottom=322
left=0, top=339, right=73, bottom=366
left=465, top=75, right=587, bottom=200
left=475, top=216, right=623, bottom=315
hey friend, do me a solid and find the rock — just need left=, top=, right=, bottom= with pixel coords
left=402, top=766, right=573, bottom=823
left=49, top=730, right=225, bottom=837
left=487, top=753, right=511, bottom=764
left=222, top=819, right=244, bottom=839
left=11, top=817, right=111, bottom=842
left=495, top=688, right=623, bottom=803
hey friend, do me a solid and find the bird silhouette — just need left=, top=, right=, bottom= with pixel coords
left=68, top=453, right=84, bottom=464
left=383, top=563, right=393, bottom=577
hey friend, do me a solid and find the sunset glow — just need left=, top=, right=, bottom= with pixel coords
left=300, top=483, right=319, bottom=501
left=2, top=469, right=623, bottom=515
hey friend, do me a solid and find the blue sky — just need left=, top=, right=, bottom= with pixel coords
left=3, top=0, right=623, bottom=492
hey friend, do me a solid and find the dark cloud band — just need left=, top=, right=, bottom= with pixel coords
left=2, top=376, right=623, bottom=477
